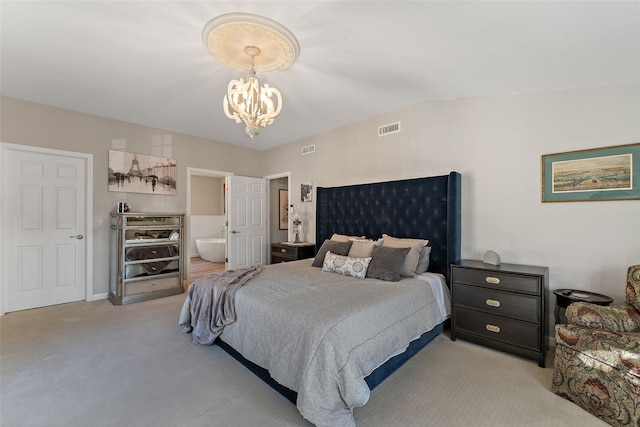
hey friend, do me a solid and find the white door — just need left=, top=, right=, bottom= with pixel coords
left=1, top=144, right=89, bottom=313
left=226, top=175, right=267, bottom=270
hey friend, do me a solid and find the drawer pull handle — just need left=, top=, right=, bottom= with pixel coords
left=486, top=324, right=501, bottom=333
left=486, top=299, right=501, bottom=307
left=485, top=276, right=501, bottom=284
left=281, top=248, right=286, bottom=253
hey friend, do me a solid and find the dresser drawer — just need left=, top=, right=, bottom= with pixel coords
left=453, top=283, right=540, bottom=323
left=273, top=245, right=296, bottom=256
left=270, top=243, right=315, bottom=263
left=453, top=307, right=541, bottom=352
left=125, top=244, right=179, bottom=261
left=124, top=275, right=181, bottom=296
left=452, top=267, right=541, bottom=295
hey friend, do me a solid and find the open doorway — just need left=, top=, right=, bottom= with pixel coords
left=186, top=167, right=232, bottom=285
left=265, top=172, right=291, bottom=262
left=185, top=169, right=290, bottom=283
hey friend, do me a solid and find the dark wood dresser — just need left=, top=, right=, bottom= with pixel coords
left=271, top=242, right=315, bottom=264
left=450, top=260, right=549, bottom=367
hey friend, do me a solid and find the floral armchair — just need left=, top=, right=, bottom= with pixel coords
left=552, top=264, right=640, bottom=426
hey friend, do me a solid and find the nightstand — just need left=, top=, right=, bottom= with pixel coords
left=450, top=260, right=549, bottom=367
left=271, top=242, right=315, bottom=264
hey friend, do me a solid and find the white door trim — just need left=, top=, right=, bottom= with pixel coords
left=0, top=142, right=93, bottom=315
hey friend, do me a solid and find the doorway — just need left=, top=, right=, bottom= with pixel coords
left=185, top=168, right=290, bottom=283
left=186, top=168, right=231, bottom=284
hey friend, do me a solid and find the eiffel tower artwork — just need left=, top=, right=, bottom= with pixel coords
left=127, top=154, right=143, bottom=178
left=108, top=150, right=176, bottom=196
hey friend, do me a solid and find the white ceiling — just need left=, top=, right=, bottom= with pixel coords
left=1, top=1, right=638, bottom=151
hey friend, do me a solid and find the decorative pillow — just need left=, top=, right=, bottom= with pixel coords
left=312, top=239, right=353, bottom=267
left=322, top=251, right=372, bottom=279
left=366, top=246, right=411, bottom=282
left=626, top=264, right=640, bottom=312
left=330, top=233, right=365, bottom=242
left=348, top=239, right=382, bottom=258
left=415, top=246, right=432, bottom=274
left=381, top=234, right=429, bottom=277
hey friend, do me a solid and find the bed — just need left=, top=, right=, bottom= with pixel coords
left=188, top=171, right=461, bottom=427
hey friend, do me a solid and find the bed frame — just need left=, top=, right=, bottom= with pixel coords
left=217, top=171, right=461, bottom=404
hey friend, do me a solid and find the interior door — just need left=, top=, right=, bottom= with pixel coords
left=1, top=144, right=88, bottom=312
left=225, top=175, right=267, bottom=270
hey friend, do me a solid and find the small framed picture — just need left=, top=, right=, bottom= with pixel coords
left=117, top=201, right=132, bottom=213
left=279, top=189, right=288, bottom=230
left=301, top=182, right=312, bottom=202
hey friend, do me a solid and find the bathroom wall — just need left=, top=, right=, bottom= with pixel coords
left=190, top=175, right=225, bottom=257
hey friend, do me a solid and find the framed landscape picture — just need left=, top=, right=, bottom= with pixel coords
left=542, top=143, right=640, bottom=202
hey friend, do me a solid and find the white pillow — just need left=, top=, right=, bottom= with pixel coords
left=348, top=239, right=382, bottom=258
left=322, top=251, right=372, bottom=279
left=330, top=233, right=365, bottom=242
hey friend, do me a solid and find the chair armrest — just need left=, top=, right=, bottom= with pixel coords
left=566, top=302, right=640, bottom=333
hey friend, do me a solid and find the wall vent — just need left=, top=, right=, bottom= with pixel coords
left=378, top=121, right=401, bottom=137
left=301, top=144, right=316, bottom=155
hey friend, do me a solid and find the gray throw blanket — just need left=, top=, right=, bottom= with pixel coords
left=179, top=265, right=262, bottom=345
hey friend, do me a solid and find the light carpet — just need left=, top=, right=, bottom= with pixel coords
left=0, top=294, right=607, bottom=427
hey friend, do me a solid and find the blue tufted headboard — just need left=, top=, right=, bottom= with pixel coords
left=315, top=172, right=461, bottom=284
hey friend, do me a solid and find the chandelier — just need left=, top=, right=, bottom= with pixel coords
left=202, top=13, right=300, bottom=140
left=223, top=46, right=282, bottom=139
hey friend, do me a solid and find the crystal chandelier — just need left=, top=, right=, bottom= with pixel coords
left=223, top=46, right=282, bottom=140
left=202, top=13, right=299, bottom=140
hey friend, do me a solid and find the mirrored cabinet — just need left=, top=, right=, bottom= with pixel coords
left=109, top=213, right=185, bottom=305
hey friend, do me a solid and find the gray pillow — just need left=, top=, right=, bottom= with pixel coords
left=415, top=246, right=432, bottom=274
left=312, top=240, right=353, bottom=267
left=366, top=245, right=411, bottom=282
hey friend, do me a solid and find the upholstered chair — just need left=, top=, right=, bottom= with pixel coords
left=552, top=264, right=640, bottom=427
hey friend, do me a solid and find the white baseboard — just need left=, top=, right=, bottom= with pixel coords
left=88, top=293, right=108, bottom=301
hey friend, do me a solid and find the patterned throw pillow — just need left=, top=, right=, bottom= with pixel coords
left=322, top=251, right=372, bottom=279
left=626, top=264, right=640, bottom=312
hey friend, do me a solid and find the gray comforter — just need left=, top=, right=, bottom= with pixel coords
left=218, top=259, right=446, bottom=427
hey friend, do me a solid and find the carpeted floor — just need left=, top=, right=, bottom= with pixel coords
left=0, top=294, right=607, bottom=427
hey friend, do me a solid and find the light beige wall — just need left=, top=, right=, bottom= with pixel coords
left=3, top=84, right=640, bottom=336
left=0, top=96, right=264, bottom=297
left=191, top=176, right=223, bottom=215
left=262, top=85, right=640, bottom=322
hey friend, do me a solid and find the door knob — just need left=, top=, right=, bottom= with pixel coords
left=70, top=234, right=84, bottom=239
left=230, top=230, right=239, bottom=234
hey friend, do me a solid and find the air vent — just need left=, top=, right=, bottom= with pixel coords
left=378, top=121, right=401, bottom=137
left=301, top=144, right=316, bottom=155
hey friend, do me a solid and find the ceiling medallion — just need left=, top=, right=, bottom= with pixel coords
left=202, top=13, right=300, bottom=73
left=202, top=13, right=299, bottom=139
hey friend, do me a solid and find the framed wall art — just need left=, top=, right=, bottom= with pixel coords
left=542, top=143, right=640, bottom=202
left=301, top=182, right=313, bottom=202
left=108, top=150, right=177, bottom=195
left=279, top=189, right=288, bottom=230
